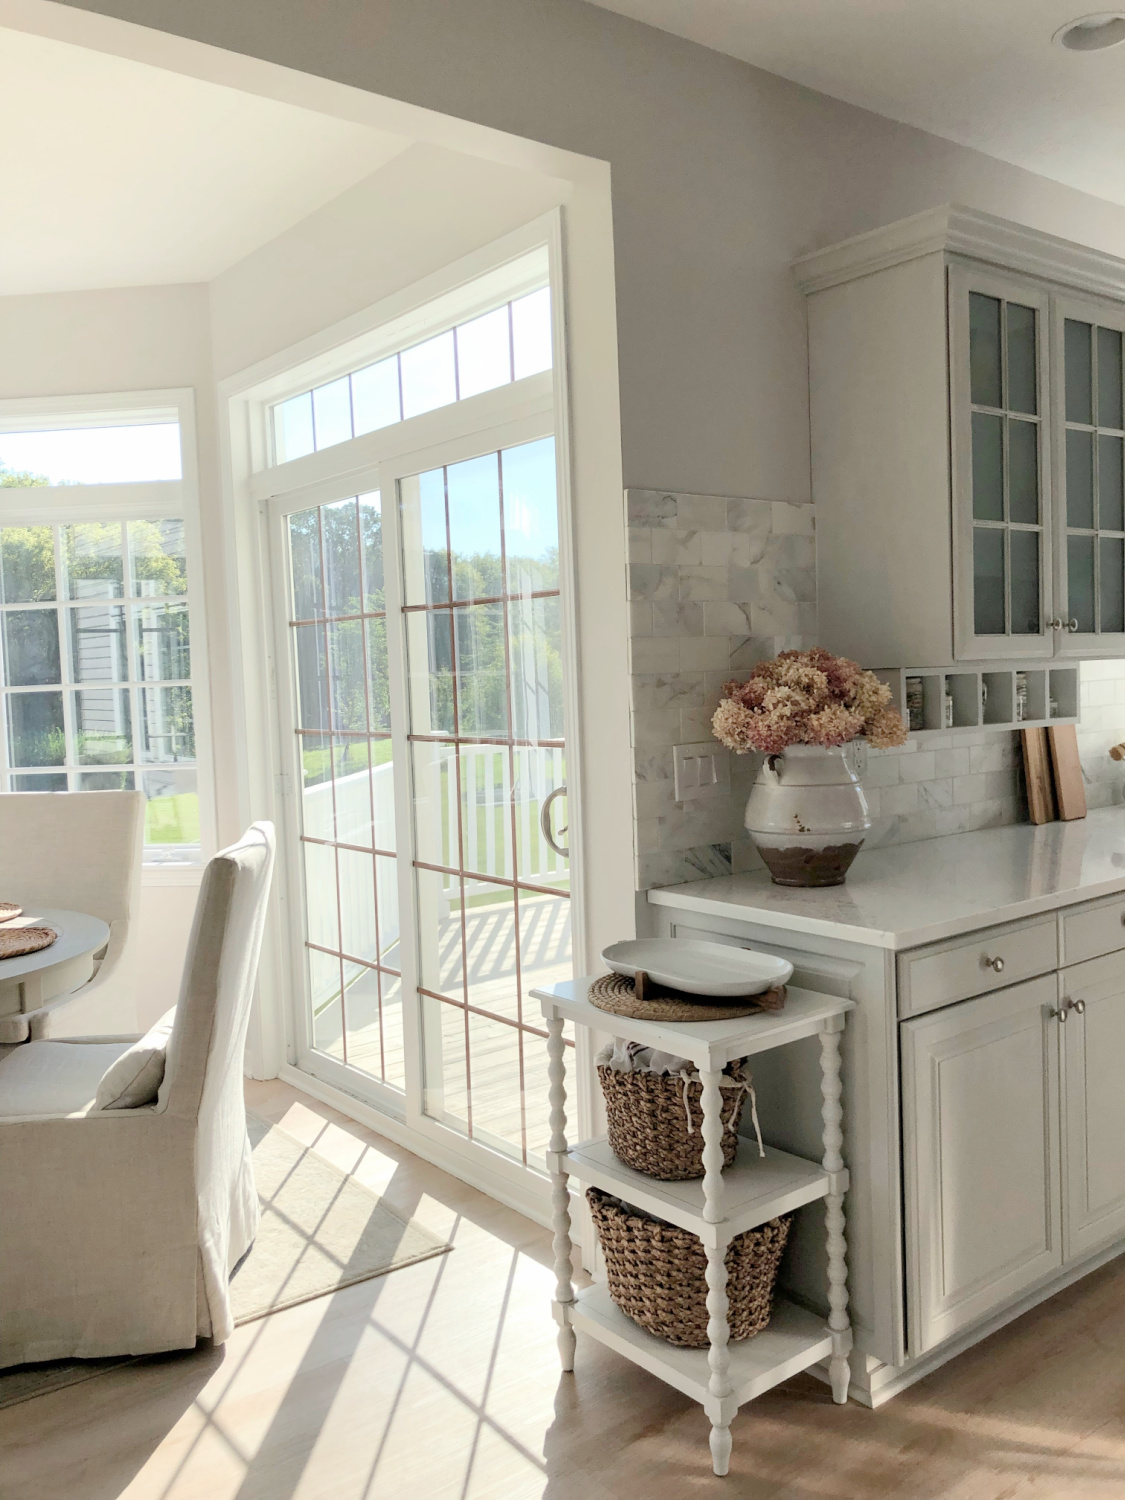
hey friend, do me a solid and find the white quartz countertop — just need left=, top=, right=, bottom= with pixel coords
left=648, top=807, right=1125, bottom=950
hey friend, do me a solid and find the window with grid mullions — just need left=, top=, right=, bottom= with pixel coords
left=0, top=518, right=198, bottom=859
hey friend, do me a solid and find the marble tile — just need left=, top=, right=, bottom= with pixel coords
left=625, top=488, right=677, bottom=527
left=679, top=635, right=731, bottom=671
left=678, top=565, right=729, bottom=601
left=626, top=528, right=651, bottom=563
left=650, top=528, right=702, bottom=565
left=676, top=493, right=728, bottom=531
left=628, top=563, right=678, bottom=600
left=651, top=601, right=705, bottom=636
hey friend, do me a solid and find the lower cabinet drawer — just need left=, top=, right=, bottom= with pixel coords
left=1061, top=893, right=1125, bottom=967
left=897, top=915, right=1058, bottom=1019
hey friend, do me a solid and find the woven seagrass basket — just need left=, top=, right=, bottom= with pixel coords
left=597, top=1059, right=750, bottom=1181
left=588, top=1187, right=791, bottom=1348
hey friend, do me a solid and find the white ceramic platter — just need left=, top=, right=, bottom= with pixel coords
left=600, top=938, right=793, bottom=997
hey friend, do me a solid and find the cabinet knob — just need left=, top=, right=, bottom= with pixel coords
left=1073, top=998, right=1086, bottom=1015
left=1050, top=617, right=1064, bottom=631
left=1054, top=1004, right=1069, bottom=1022
left=1067, top=619, right=1079, bottom=632
left=983, top=955, right=1005, bottom=972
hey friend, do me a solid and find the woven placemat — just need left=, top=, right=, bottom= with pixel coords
left=588, top=971, right=786, bottom=1022
left=0, top=925, right=57, bottom=960
left=0, top=903, right=23, bottom=923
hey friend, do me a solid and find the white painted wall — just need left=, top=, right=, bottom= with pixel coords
left=208, top=142, right=571, bottom=379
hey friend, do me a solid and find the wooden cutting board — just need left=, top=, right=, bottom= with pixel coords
left=1021, top=727, right=1057, bottom=825
left=1048, top=724, right=1087, bottom=821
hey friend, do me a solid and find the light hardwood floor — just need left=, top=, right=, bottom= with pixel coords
left=6, top=1078, right=1125, bottom=1500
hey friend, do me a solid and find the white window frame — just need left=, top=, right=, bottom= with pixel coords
left=220, top=212, right=591, bottom=1224
left=0, top=387, right=216, bottom=886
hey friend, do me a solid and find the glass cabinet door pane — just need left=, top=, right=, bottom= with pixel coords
left=1100, top=435, right=1125, bottom=532
left=973, top=528, right=1006, bottom=635
left=1009, top=530, right=1040, bottom=635
left=1066, top=320, right=1094, bottom=425
left=970, top=294, right=1003, bottom=408
left=1008, top=419, right=1039, bottom=523
left=1006, top=304, right=1037, bottom=414
left=1067, top=429, right=1095, bottom=528
left=1068, top=534, right=1096, bottom=632
left=1100, top=537, right=1125, bottom=634
left=1098, top=327, right=1123, bottom=430
left=972, top=412, right=1004, bottom=521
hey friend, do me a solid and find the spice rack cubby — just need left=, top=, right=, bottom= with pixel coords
left=534, top=978, right=855, bottom=1477
left=874, top=664, right=1080, bottom=742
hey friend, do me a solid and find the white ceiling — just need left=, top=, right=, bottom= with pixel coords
left=0, top=27, right=411, bottom=295
left=589, top=0, right=1125, bottom=206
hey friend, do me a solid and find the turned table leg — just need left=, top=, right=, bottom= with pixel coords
left=819, top=1019, right=852, bottom=1404
left=700, top=1066, right=733, bottom=1475
left=547, top=1012, right=577, bottom=1371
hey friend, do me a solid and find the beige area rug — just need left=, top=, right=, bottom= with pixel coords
left=0, top=1111, right=452, bottom=1410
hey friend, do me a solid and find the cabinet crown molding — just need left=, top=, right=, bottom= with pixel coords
left=793, top=204, right=1125, bottom=302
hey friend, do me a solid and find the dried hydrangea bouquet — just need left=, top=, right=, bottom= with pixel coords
left=711, top=647, right=908, bottom=887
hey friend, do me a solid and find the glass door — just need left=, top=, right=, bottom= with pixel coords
left=280, top=491, right=407, bottom=1101
left=274, top=425, right=575, bottom=1180
left=1052, top=294, right=1125, bottom=655
left=949, top=262, right=1053, bottom=659
left=397, top=436, right=572, bottom=1167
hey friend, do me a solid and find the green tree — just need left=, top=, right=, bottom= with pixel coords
left=0, top=462, right=49, bottom=489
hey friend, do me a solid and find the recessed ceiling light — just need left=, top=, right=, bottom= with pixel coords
left=1053, top=12, right=1125, bottom=49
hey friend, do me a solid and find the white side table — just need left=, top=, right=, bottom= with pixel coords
left=535, top=977, right=854, bottom=1477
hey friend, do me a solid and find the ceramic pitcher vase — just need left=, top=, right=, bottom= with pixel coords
left=744, top=743, right=871, bottom=887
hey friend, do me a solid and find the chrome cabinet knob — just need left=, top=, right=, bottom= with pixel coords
left=1050, top=617, right=1064, bottom=630
left=984, top=955, right=1005, bottom=972
left=1073, top=998, right=1086, bottom=1015
left=1067, top=618, right=1079, bottom=632
left=1054, top=1004, right=1069, bottom=1022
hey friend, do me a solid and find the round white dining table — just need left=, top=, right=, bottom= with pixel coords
left=0, top=907, right=111, bottom=1030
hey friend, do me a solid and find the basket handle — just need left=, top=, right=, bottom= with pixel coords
left=680, top=1071, right=765, bottom=1158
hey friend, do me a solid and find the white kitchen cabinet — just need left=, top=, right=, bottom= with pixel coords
left=1060, top=951, right=1125, bottom=1260
left=900, top=975, right=1062, bottom=1356
left=795, top=205, right=1125, bottom=667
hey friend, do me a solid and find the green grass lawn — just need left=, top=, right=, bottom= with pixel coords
left=146, top=792, right=200, bottom=845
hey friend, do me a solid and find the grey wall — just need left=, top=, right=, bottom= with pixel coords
left=62, top=0, right=1125, bottom=504
left=58, top=0, right=1125, bottom=896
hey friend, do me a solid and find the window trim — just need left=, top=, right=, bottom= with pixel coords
left=0, top=387, right=215, bottom=881
left=219, top=210, right=589, bottom=1206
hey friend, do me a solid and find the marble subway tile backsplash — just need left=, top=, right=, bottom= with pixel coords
left=626, top=488, right=816, bottom=890
left=626, top=489, right=1125, bottom=891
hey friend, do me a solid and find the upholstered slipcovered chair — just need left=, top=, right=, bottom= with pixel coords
left=0, top=822, right=274, bottom=1368
left=0, top=789, right=145, bottom=1042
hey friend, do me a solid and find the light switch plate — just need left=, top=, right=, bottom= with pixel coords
left=672, top=741, right=731, bottom=803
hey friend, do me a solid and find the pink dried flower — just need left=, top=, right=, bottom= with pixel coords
left=710, top=647, right=908, bottom=753
left=865, top=707, right=909, bottom=748
left=802, top=703, right=865, bottom=747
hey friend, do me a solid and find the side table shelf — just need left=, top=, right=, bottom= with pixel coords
left=534, top=977, right=855, bottom=1478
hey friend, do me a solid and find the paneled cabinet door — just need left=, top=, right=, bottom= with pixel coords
left=1051, top=293, right=1125, bottom=657
left=1061, top=953, right=1125, bottom=1258
left=901, top=975, right=1062, bottom=1356
left=949, top=261, right=1054, bottom=661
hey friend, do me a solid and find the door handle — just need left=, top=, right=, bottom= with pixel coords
left=540, top=784, right=569, bottom=858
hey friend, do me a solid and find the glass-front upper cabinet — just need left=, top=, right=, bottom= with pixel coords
left=949, top=262, right=1053, bottom=659
left=1051, top=294, right=1125, bottom=655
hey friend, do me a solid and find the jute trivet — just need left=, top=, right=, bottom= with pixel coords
left=588, top=971, right=786, bottom=1022
left=0, top=903, right=23, bottom=923
left=0, top=926, right=57, bottom=960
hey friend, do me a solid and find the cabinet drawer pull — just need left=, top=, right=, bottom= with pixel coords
left=983, top=955, right=1005, bottom=973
